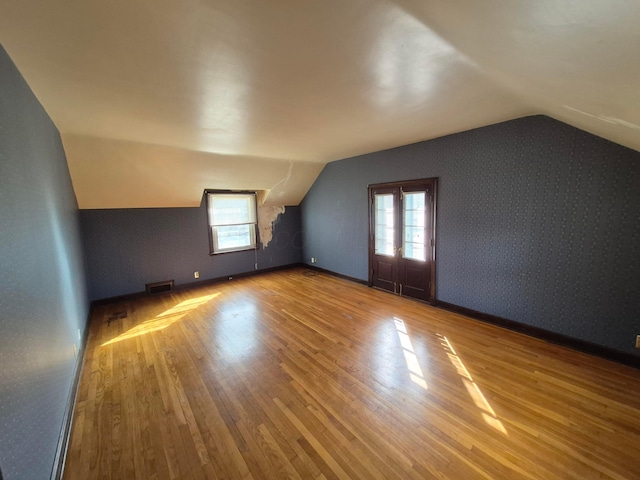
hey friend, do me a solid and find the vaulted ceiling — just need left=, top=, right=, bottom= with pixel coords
left=1, top=0, right=638, bottom=208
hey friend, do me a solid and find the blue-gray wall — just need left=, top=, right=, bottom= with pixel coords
left=81, top=203, right=303, bottom=301
left=0, top=46, right=89, bottom=479
left=301, top=116, right=640, bottom=355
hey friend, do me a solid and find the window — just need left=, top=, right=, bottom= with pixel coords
left=206, top=192, right=257, bottom=254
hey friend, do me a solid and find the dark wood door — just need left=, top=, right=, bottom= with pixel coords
left=369, top=187, right=399, bottom=294
left=369, top=179, right=437, bottom=303
left=397, top=185, right=434, bottom=301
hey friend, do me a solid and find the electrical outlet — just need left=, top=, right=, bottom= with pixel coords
left=311, top=257, right=317, bottom=264
left=77, top=328, right=82, bottom=342
left=194, top=271, right=200, bottom=279
left=636, top=335, right=640, bottom=348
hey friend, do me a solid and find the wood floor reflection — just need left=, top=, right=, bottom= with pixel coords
left=64, top=268, right=640, bottom=479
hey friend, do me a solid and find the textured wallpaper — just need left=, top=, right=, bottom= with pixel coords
left=0, top=46, right=89, bottom=479
left=301, top=116, right=640, bottom=355
left=81, top=203, right=303, bottom=301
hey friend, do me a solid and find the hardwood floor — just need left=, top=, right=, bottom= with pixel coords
left=64, top=268, right=640, bottom=479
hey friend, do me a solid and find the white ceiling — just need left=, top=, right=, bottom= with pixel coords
left=1, top=0, right=638, bottom=208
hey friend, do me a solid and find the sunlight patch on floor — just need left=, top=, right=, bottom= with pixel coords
left=437, top=333, right=507, bottom=435
left=101, top=292, right=220, bottom=346
left=394, top=317, right=428, bottom=390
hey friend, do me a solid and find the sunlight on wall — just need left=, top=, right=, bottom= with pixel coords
left=437, top=333, right=508, bottom=435
left=394, top=317, right=428, bottom=390
left=101, top=293, right=219, bottom=346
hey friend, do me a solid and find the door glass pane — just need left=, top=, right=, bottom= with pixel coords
left=375, top=194, right=395, bottom=256
left=403, top=192, right=426, bottom=261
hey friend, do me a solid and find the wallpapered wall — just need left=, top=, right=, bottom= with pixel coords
left=81, top=203, right=303, bottom=301
left=0, top=46, right=89, bottom=480
left=301, top=115, right=640, bottom=354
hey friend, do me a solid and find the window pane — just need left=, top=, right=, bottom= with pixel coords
left=403, top=192, right=426, bottom=261
left=375, top=194, right=395, bottom=256
left=215, top=224, right=255, bottom=251
left=209, top=194, right=256, bottom=226
left=404, top=226, right=424, bottom=244
left=404, top=192, right=425, bottom=210
left=403, top=242, right=426, bottom=261
left=404, top=209, right=425, bottom=228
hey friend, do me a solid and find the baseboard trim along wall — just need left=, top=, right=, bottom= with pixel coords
left=91, top=263, right=303, bottom=307
left=302, top=264, right=369, bottom=285
left=51, top=310, right=92, bottom=480
left=436, top=301, right=640, bottom=369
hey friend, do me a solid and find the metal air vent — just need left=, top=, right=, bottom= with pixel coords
left=145, top=280, right=174, bottom=295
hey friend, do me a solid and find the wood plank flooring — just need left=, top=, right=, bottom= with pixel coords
left=64, top=268, right=640, bottom=479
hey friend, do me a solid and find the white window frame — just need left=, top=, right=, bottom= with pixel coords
left=206, top=191, right=258, bottom=255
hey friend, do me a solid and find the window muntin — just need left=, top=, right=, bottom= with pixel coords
left=206, top=192, right=257, bottom=254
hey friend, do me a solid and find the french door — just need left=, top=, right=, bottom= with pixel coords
left=368, top=178, right=437, bottom=303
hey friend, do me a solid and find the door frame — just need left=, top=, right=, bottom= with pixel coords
left=368, top=178, right=438, bottom=304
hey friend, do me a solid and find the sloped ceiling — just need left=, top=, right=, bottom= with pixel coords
left=1, top=0, right=638, bottom=208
